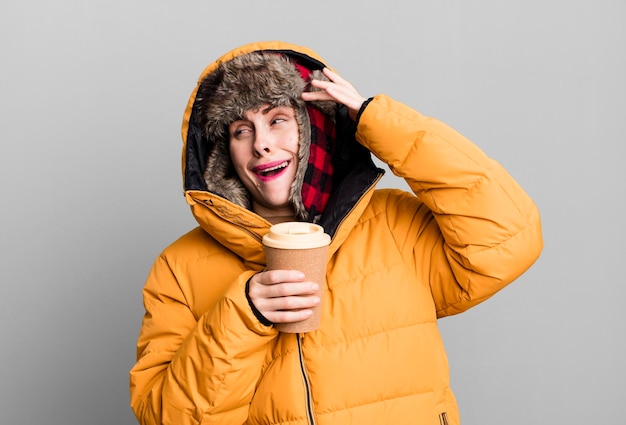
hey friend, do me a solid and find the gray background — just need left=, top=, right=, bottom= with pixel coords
left=1, top=0, right=624, bottom=424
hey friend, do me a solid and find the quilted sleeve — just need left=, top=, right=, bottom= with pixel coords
left=356, top=94, right=543, bottom=317
left=129, top=253, right=276, bottom=425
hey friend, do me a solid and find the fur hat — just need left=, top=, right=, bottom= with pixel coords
left=195, top=52, right=335, bottom=221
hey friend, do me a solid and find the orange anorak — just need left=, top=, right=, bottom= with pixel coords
left=130, top=41, right=543, bottom=425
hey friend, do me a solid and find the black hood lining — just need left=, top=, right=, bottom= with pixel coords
left=185, top=104, right=210, bottom=191
left=318, top=103, right=384, bottom=236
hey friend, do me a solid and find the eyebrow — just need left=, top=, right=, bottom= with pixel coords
left=261, top=105, right=277, bottom=114
left=235, top=105, right=287, bottom=123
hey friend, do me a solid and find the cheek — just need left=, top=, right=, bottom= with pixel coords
left=291, top=137, right=300, bottom=154
left=229, top=143, right=247, bottom=170
left=288, top=129, right=300, bottom=154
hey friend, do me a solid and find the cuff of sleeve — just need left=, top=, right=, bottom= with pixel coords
left=356, top=96, right=374, bottom=124
left=245, top=276, right=274, bottom=327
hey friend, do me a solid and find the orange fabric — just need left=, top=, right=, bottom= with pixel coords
left=130, top=41, right=543, bottom=425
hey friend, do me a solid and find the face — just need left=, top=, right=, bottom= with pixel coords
left=229, top=105, right=300, bottom=219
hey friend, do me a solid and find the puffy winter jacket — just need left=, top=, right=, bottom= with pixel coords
left=129, top=41, right=543, bottom=425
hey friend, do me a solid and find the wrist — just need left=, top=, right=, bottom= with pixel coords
left=355, top=96, right=374, bottom=124
left=245, top=276, right=273, bottom=326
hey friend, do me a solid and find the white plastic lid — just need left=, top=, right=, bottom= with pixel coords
left=262, top=222, right=331, bottom=249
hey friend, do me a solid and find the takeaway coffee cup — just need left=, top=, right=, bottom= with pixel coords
left=262, top=222, right=331, bottom=333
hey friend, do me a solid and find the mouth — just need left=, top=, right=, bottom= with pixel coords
left=254, top=160, right=290, bottom=180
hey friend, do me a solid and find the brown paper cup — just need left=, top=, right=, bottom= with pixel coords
left=262, top=222, right=331, bottom=333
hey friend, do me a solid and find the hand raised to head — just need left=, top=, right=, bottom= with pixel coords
left=302, top=68, right=367, bottom=121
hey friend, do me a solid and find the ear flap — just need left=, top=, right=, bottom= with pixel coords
left=203, top=137, right=251, bottom=209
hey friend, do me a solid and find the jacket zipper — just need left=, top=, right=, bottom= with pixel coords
left=233, top=222, right=263, bottom=243
left=297, top=334, right=316, bottom=425
left=439, top=412, right=449, bottom=425
left=293, top=176, right=382, bottom=425
left=196, top=196, right=264, bottom=243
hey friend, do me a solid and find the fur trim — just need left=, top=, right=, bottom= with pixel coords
left=195, top=52, right=334, bottom=220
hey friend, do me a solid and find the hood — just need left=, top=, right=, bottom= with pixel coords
left=181, top=41, right=383, bottom=260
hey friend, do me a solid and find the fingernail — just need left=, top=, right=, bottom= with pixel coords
left=312, top=283, right=319, bottom=291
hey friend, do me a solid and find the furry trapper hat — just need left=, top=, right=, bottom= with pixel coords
left=195, top=52, right=335, bottom=221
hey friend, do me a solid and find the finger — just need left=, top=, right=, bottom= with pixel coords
left=262, top=293, right=320, bottom=312
left=308, top=77, right=364, bottom=102
left=309, top=77, right=353, bottom=93
left=301, top=89, right=335, bottom=102
left=308, top=74, right=352, bottom=98
left=249, top=272, right=316, bottom=300
left=304, top=80, right=356, bottom=103
left=321, top=67, right=352, bottom=88
left=255, top=269, right=305, bottom=286
left=265, top=308, right=314, bottom=324
left=260, top=295, right=320, bottom=324
left=269, top=281, right=319, bottom=298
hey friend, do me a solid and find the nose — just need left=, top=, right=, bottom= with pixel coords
left=252, top=126, right=273, bottom=157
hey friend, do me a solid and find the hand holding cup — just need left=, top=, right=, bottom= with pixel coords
left=262, top=222, right=330, bottom=333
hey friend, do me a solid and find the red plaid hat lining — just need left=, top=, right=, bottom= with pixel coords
left=294, top=61, right=336, bottom=219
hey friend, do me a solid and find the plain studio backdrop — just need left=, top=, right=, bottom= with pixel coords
left=1, top=1, right=624, bottom=424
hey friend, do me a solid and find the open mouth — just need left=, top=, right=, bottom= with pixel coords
left=255, top=161, right=289, bottom=178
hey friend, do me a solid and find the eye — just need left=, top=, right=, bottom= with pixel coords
left=270, top=112, right=292, bottom=125
left=230, top=123, right=253, bottom=139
